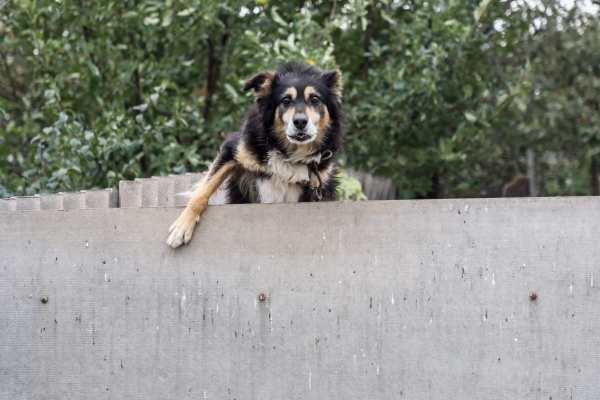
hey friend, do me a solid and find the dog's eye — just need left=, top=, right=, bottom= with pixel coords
left=310, top=96, right=320, bottom=104
left=282, top=97, right=292, bottom=105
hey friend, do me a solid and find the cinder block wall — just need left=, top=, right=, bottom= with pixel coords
left=1, top=198, right=599, bottom=399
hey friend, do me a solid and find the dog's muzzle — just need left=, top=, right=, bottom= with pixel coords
left=286, top=116, right=317, bottom=144
left=288, top=132, right=312, bottom=142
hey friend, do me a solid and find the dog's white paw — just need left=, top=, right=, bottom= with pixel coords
left=167, top=212, right=199, bottom=248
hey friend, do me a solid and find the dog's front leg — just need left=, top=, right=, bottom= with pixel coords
left=167, top=161, right=236, bottom=248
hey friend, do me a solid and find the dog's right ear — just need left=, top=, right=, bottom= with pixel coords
left=243, top=70, right=276, bottom=99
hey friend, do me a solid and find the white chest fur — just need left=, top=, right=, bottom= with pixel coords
left=256, top=151, right=311, bottom=203
left=257, top=178, right=303, bottom=203
left=266, top=151, right=311, bottom=184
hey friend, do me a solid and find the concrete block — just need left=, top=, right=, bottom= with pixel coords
left=141, top=178, right=158, bottom=208
left=107, top=188, right=119, bottom=208
left=0, top=197, right=17, bottom=212
left=172, top=174, right=194, bottom=207
left=119, top=180, right=142, bottom=208
left=15, top=195, right=40, bottom=211
left=154, top=176, right=175, bottom=207
left=40, top=193, right=64, bottom=210
left=2, top=198, right=600, bottom=398
left=185, top=172, right=205, bottom=187
left=62, top=191, right=86, bottom=210
left=84, top=188, right=119, bottom=209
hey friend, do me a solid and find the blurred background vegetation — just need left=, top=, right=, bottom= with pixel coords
left=1, top=0, right=599, bottom=199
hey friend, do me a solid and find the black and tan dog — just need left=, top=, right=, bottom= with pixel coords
left=167, top=63, right=343, bottom=248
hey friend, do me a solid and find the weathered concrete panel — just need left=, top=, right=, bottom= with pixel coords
left=0, top=197, right=16, bottom=212
left=1, top=198, right=599, bottom=399
left=84, top=188, right=119, bottom=209
left=40, top=194, right=64, bottom=211
left=142, top=178, right=159, bottom=208
left=62, top=191, right=86, bottom=210
left=119, top=180, right=142, bottom=208
left=15, top=195, right=40, bottom=211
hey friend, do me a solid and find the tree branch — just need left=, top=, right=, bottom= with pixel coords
left=329, top=0, right=338, bottom=21
left=201, top=16, right=229, bottom=120
left=79, top=0, right=105, bottom=82
left=362, top=3, right=374, bottom=81
left=465, top=0, right=493, bottom=41
left=0, top=50, right=19, bottom=101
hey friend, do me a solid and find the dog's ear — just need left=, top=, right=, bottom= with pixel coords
left=243, top=70, right=276, bottom=99
left=321, top=69, right=343, bottom=99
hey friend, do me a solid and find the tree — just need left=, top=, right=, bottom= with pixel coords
left=1, top=0, right=599, bottom=199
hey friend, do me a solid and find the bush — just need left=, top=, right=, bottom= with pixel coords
left=1, top=0, right=599, bottom=198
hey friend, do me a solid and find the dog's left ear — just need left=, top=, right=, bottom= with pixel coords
left=321, top=69, right=343, bottom=99
left=243, top=70, right=276, bottom=99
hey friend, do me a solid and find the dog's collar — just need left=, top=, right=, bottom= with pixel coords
left=318, top=150, right=334, bottom=162
left=308, top=150, right=333, bottom=201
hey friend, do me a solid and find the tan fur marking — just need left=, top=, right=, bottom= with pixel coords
left=235, top=142, right=264, bottom=172
left=187, top=161, right=237, bottom=214
left=317, top=106, right=330, bottom=132
left=273, top=107, right=295, bottom=145
left=327, top=70, right=343, bottom=98
left=303, top=86, right=316, bottom=101
left=284, top=87, right=297, bottom=101
left=307, top=106, right=327, bottom=148
left=254, top=70, right=276, bottom=99
left=273, top=111, right=286, bottom=134
left=306, top=107, right=321, bottom=128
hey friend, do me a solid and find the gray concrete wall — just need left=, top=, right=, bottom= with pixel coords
left=1, top=198, right=599, bottom=399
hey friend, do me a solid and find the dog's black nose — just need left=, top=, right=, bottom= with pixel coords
left=293, top=115, right=308, bottom=130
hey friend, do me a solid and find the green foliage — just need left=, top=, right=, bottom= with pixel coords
left=1, top=0, right=599, bottom=198
left=336, top=171, right=368, bottom=201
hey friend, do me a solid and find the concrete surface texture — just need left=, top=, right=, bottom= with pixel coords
left=1, top=198, right=599, bottom=399
left=0, top=188, right=118, bottom=211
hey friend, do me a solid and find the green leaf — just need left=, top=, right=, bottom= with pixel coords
left=143, top=16, right=160, bottom=25
left=122, top=11, right=138, bottom=19
left=177, top=8, right=195, bottom=17
left=224, top=83, right=238, bottom=100
left=133, top=103, right=148, bottom=112
left=463, top=85, right=473, bottom=98
left=162, top=10, right=173, bottom=27
left=415, top=149, right=427, bottom=164
left=271, top=9, right=288, bottom=27
left=464, top=112, right=477, bottom=122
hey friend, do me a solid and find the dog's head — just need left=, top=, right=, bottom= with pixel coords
left=243, top=63, right=342, bottom=146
